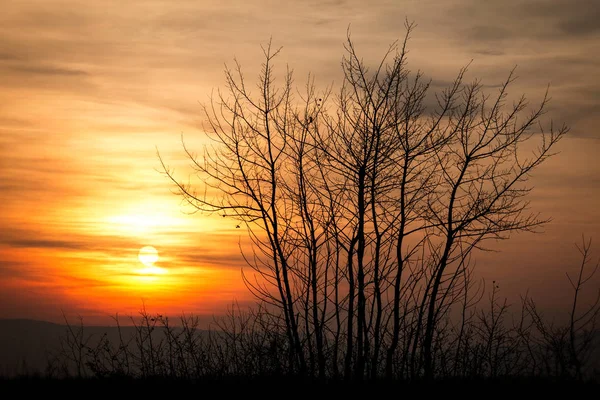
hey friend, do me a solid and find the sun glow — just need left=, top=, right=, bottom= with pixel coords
left=138, top=245, right=159, bottom=266
left=138, top=265, right=168, bottom=275
left=107, top=211, right=182, bottom=235
left=137, top=246, right=168, bottom=278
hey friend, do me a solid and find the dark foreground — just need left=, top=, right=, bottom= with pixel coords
left=1, top=375, right=597, bottom=394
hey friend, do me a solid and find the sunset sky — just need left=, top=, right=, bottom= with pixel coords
left=1, top=0, right=598, bottom=325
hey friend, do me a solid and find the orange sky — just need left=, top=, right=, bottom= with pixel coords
left=1, top=0, right=599, bottom=325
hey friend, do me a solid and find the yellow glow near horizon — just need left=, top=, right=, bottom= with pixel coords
left=107, top=211, right=183, bottom=236
left=138, top=265, right=168, bottom=275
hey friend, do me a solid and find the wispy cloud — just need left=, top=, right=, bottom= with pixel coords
left=6, top=64, right=88, bottom=76
left=0, top=0, right=598, bottom=323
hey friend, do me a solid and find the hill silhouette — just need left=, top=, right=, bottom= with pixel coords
left=0, top=318, right=210, bottom=377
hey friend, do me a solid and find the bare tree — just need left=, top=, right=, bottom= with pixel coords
left=418, top=69, right=567, bottom=379
left=159, top=41, right=313, bottom=374
left=159, top=22, right=568, bottom=380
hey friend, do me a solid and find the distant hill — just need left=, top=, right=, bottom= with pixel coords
left=0, top=318, right=211, bottom=377
left=0, top=319, right=66, bottom=376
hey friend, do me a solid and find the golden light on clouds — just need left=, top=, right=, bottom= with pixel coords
left=105, top=204, right=187, bottom=236
left=0, top=0, right=598, bottom=325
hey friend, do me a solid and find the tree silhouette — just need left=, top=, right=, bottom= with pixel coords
left=159, top=22, right=568, bottom=380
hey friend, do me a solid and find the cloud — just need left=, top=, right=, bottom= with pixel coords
left=0, top=0, right=598, bottom=323
left=0, top=52, right=19, bottom=61
left=3, top=238, right=89, bottom=251
left=521, top=0, right=600, bottom=37
left=473, top=49, right=505, bottom=56
left=0, top=260, right=48, bottom=282
left=466, top=25, right=512, bottom=42
left=452, top=0, right=600, bottom=42
left=171, top=250, right=245, bottom=270
left=0, top=227, right=132, bottom=255
left=7, top=64, right=88, bottom=76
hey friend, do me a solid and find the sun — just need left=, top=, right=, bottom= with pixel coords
left=138, top=245, right=159, bottom=267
